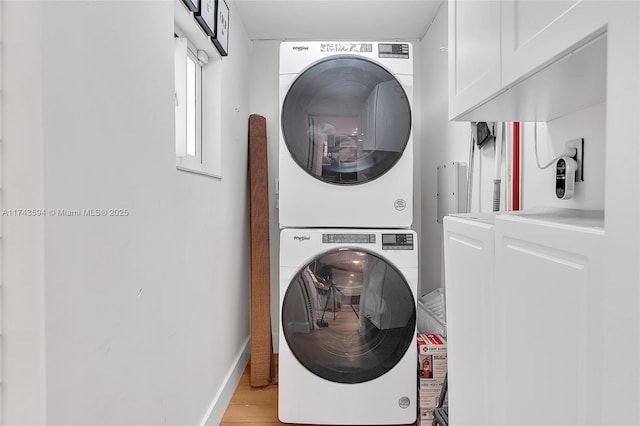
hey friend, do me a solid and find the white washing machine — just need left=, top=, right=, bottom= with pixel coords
left=279, top=41, right=414, bottom=228
left=279, top=228, right=418, bottom=425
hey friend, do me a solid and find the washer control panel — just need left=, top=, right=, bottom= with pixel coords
left=382, top=233, right=414, bottom=250
left=322, top=233, right=376, bottom=244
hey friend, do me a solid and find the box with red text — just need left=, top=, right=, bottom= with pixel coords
left=417, top=333, right=447, bottom=425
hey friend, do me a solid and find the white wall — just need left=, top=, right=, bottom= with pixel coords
left=521, top=104, right=606, bottom=210
left=600, top=3, right=640, bottom=421
left=418, top=4, right=468, bottom=296
left=3, top=2, right=47, bottom=423
left=3, top=1, right=252, bottom=424
left=418, top=4, right=607, bottom=296
left=248, top=40, right=281, bottom=348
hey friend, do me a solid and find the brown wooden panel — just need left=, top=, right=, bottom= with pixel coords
left=248, top=114, right=275, bottom=387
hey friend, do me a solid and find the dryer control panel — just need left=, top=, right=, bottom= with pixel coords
left=382, top=233, right=414, bottom=250
left=379, top=43, right=410, bottom=59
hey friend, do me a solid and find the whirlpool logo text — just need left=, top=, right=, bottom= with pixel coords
left=292, top=46, right=309, bottom=51
left=293, top=235, right=310, bottom=242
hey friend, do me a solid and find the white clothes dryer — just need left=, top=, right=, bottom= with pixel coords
left=279, top=228, right=417, bottom=425
left=279, top=41, right=413, bottom=228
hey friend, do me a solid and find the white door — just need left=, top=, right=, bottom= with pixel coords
left=281, top=56, right=411, bottom=186
left=448, top=0, right=501, bottom=120
left=493, top=213, right=604, bottom=425
left=443, top=215, right=496, bottom=426
left=501, top=0, right=608, bottom=87
left=281, top=248, right=416, bottom=383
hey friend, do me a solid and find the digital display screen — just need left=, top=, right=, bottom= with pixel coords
left=382, top=234, right=397, bottom=244
left=378, top=43, right=410, bottom=59
left=382, top=233, right=414, bottom=250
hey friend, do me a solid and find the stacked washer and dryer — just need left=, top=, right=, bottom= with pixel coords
left=278, top=42, right=418, bottom=425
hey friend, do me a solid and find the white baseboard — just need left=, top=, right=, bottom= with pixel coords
left=199, top=336, right=251, bottom=426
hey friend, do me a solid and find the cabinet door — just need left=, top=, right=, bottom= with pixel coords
left=448, top=0, right=501, bottom=120
left=443, top=216, right=496, bottom=426
left=494, top=215, right=604, bottom=425
left=501, top=0, right=608, bottom=87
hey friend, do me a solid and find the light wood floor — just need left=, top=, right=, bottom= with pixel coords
left=220, top=356, right=282, bottom=426
left=220, top=356, right=417, bottom=426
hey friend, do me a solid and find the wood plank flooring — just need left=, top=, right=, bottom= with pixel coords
left=219, top=357, right=281, bottom=425
left=220, top=356, right=418, bottom=426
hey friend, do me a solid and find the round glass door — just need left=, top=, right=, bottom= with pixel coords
left=282, top=56, right=411, bottom=185
left=282, top=248, right=416, bottom=384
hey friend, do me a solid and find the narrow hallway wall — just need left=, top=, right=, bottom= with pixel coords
left=3, top=1, right=252, bottom=424
left=418, top=4, right=468, bottom=296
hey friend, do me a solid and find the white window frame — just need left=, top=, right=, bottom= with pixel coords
left=174, top=0, right=223, bottom=178
left=175, top=37, right=204, bottom=171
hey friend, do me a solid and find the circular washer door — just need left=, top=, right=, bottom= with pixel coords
left=282, top=248, right=416, bottom=384
left=282, top=56, right=411, bottom=185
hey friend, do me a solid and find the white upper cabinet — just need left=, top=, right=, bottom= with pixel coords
left=449, top=0, right=609, bottom=121
left=448, top=0, right=501, bottom=120
left=501, top=0, right=608, bottom=87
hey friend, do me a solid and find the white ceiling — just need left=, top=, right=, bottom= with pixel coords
left=231, top=0, right=444, bottom=41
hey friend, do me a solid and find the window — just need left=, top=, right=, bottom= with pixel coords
left=174, top=2, right=223, bottom=178
left=175, top=36, right=204, bottom=171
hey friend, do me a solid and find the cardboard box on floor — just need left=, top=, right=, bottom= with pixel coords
left=417, top=333, right=447, bottom=425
